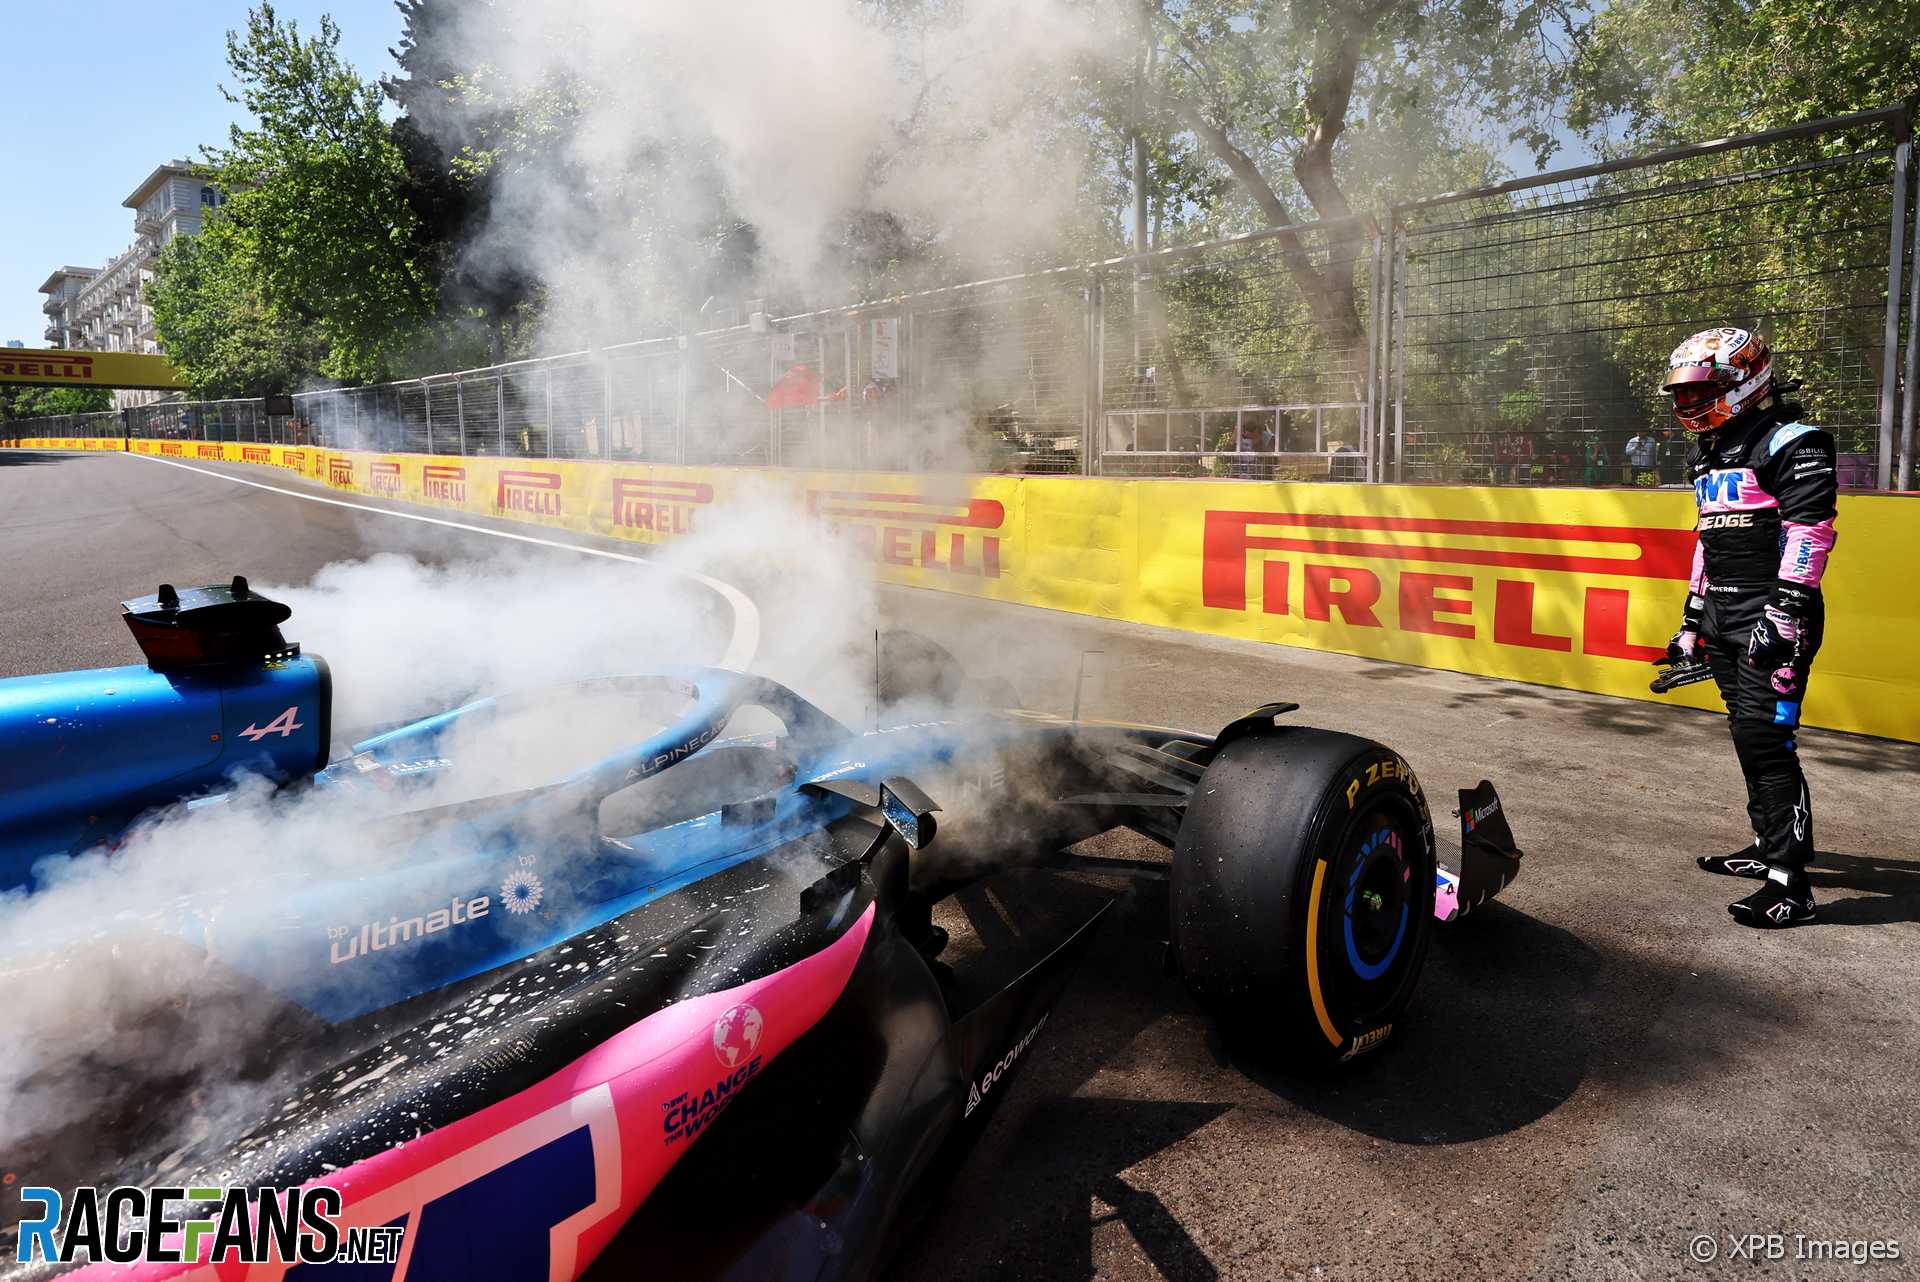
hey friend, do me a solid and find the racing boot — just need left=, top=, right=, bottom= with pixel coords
left=1696, top=847, right=1770, bottom=880
left=1728, top=868, right=1817, bottom=929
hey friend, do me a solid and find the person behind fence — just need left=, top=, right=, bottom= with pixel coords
left=1624, top=429, right=1659, bottom=481
left=1661, top=327, right=1836, bottom=929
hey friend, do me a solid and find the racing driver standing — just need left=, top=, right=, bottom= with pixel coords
left=1661, top=327, right=1837, bottom=928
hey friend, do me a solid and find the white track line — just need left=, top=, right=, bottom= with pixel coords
left=124, top=452, right=760, bottom=671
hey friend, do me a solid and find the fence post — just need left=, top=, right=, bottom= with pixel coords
left=424, top=379, right=434, bottom=454
left=1374, top=216, right=1393, bottom=482
left=1392, top=229, right=1407, bottom=484
left=1363, top=221, right=1382, bottom=483
left=495, top=372, right=507, bottom=456
left=1877, top=139, right=1910, bottom=490
left=544, top=367, right=554, bottom=459
left=1085, top=270, right=1103, bottom=476
left=602, top=358, right=614, bottom=460
left=675, top=337, right=690, bottom=466
left=1903, top=162, right=1920, bottom=492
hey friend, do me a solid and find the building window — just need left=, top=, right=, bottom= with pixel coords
left=200, top=186, right=221, bottom=207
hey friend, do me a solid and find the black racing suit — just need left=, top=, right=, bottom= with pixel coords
left=1684, top=404, right=1838, bottom=871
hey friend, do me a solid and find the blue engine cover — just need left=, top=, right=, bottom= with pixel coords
left=0, top=654, right=329, bottom=889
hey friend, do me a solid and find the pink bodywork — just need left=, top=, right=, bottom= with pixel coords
left=77, top=904, right=877, bottom=1281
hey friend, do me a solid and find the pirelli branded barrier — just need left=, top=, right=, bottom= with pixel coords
left=0, top=349, right=186, bottom=391
left=8, top=435, right=129, bottom=451
left=13, top=437, right=1916, bottom=742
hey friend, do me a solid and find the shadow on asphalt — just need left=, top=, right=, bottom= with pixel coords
left=1230, top=903, right=1603, bottom=1144
left=0, top=451, right=72, bottom=466
left=954, top=1098, right=1233, bottom=1282
left=1808, top=848, right=1920, bottom=926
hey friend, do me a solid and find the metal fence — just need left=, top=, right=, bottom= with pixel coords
left=1388, top=106, right=1916, bottom=490
left=7, top=109, right=1916, bottom=489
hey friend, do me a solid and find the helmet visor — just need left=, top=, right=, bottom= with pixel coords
left=1661, top=364, right=1727, bottom=394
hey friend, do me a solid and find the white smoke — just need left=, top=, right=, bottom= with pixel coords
left=435, top=0, right=1124, bottom=347
left=0, top=486, right=888, bottom=1176
left=0, top=0, right=1140, bottom=1198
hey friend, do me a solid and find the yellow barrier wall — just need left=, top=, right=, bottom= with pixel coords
left=12, top=437, right=1913, bottom=741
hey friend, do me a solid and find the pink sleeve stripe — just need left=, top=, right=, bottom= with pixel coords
left=1688, top=536, right=1707, bottom=595
left=1779, top=519, right=1836, bottom=587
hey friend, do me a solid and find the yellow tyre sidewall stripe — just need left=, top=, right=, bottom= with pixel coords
left=1305, top=857, right=1343, bottom=1049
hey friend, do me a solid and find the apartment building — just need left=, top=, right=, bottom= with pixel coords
left=36, top=160, right=223, bottom=407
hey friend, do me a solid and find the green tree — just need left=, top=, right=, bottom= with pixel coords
left=1556, top=2, right=1920, bottom=460
left=0, top=384, right=113, bottom=423
left=146, top=217, right=328, bottom=399
left=1569, top=0, right=1920, bottom=146
left=199, top=4, right=436, bottom=382
left=386, top=0, right=536, bottom=364
left=1139, top=0, right=1585, bottom=350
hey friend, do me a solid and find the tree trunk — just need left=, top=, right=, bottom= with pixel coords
left=1290, top=17, right=1373, bottom=351
left=1163, top=94, right=1363, bottom=352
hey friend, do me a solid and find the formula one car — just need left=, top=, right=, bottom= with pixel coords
left=0, top=580, right=1523, bottom=1280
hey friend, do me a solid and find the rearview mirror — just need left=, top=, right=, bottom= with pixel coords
left=878, top=776, right=940, bottom=849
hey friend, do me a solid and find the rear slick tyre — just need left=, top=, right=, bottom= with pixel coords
left=1170, top=728, right=1436, bottom=1068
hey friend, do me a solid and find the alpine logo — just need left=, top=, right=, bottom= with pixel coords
left=238, top=706, right=304, bottom=740
left=964, top=1011, right=1049, bottom=1118
left=1725, top=859, right=1769, bottom=876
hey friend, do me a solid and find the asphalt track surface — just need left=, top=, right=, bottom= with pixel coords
left=6, top=449, right=1918, bottom=1281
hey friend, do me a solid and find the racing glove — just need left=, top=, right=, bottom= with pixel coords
left=1747, top=583, right=1814, bottom=671
left=1667, top=592, right=1706, bottom=663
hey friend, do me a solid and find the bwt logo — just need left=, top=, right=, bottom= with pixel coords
left=808, top=490, right=1004, bottom=577
left=497, top=469, right=562, bottom=516
left=370, top=461, right=402, bottom=495
left=1696, top=471, right=1743, bottom=504
left=1200, top=510, right=1694, bottom=661
left=613, top=477, right=712, bottom=536
left=328, top=456, right=354, bottom=487
left=241, top=446, right=271, bottom=464
left=423, top=463, right=467, bottom=503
